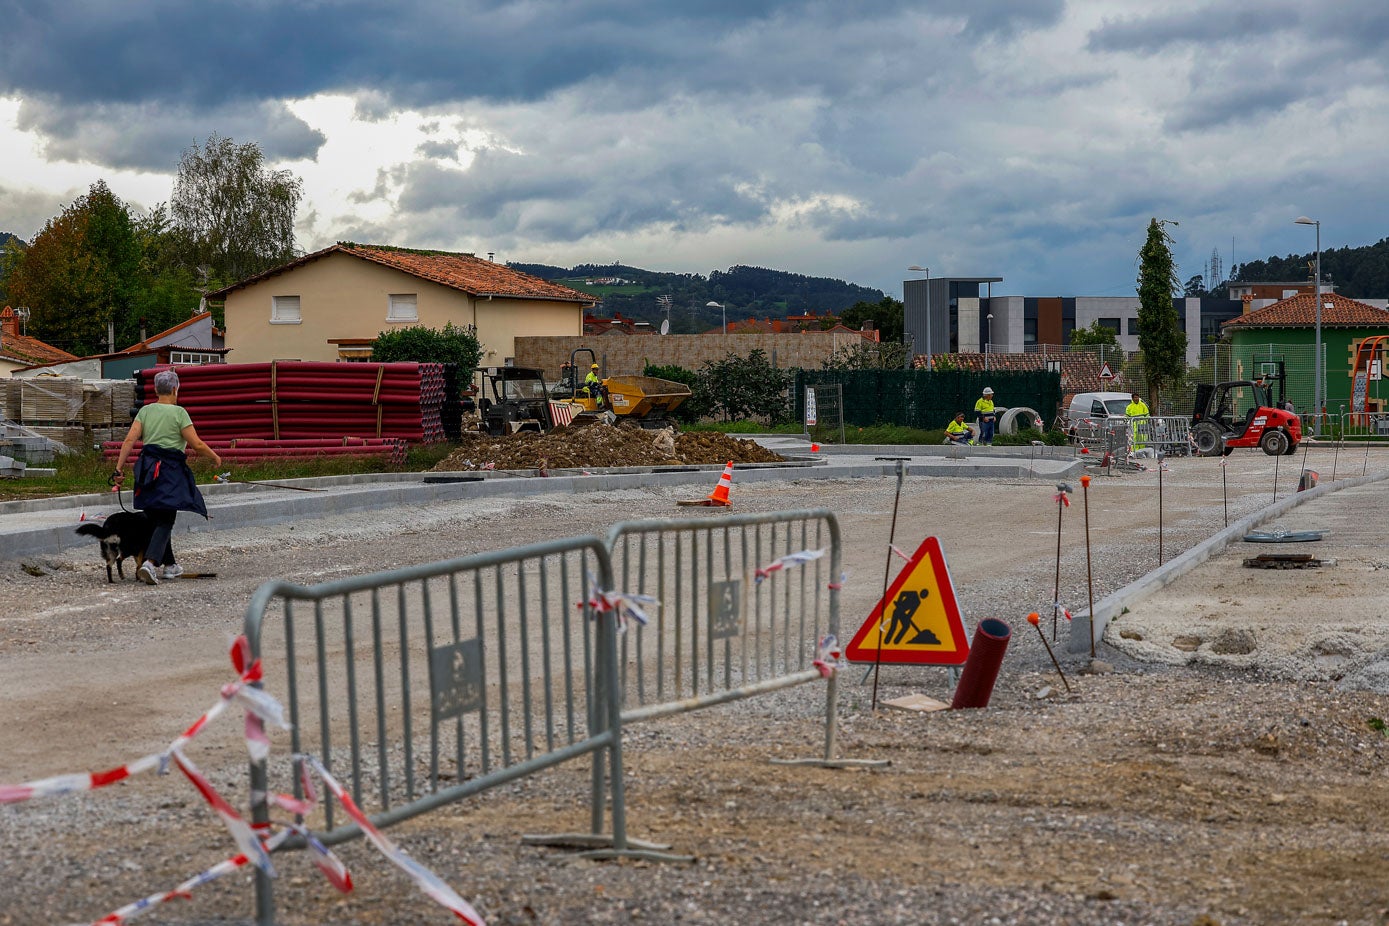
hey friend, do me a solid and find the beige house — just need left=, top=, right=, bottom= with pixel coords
left=209, top=243, right=593, bottom=365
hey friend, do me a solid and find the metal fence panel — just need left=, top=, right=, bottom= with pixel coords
left=242, top=536, right=624, bottom=921
left=605, top=509, right=840, bottom=718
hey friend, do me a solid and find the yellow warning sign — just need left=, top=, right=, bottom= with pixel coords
left=844, top=536, right=970, bottom=666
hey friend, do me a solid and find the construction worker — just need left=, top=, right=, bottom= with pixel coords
left=583, top=363, right=604, bottom=407
left=1126, top=392, right=1150, bottom=452
left=974, top=387, right=996, bottom=445
left=945, top=412, right=974, bottom=445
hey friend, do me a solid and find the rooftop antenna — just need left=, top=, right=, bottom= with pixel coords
left=14, top=306, right=30, bottom=336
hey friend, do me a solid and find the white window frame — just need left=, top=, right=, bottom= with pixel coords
left=271, top=295, right=302, bottom=324
left=387, top=293, right=418, bottom=323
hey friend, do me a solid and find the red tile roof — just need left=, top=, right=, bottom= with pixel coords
left=0, top=306, right=80, bottom=365
left=207, top=243, right=593, bottom=304
left=1223, top=292, right=1389, bottom=329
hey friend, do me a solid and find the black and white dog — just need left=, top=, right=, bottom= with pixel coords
left=75, top=511, right=152, bottom=583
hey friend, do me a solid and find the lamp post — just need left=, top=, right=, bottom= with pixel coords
left=1294, top=216, right=1323, bottom=436
left=908, top=265, right=932, bottom=370
left=985, top=312, right=994, bottom=370
left=706, top=301, right=726, bottom=335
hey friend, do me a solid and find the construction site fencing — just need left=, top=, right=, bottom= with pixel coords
left=606, top=509, right=839, bottom=724
left=241, top=509, right=855, bottom=924
left=1336, top=411, right=1389, bottom=442
left=1068, top=415, right=1192, bottom=459
left=794, top=368, right=1061, bottom=432
left=242, top=535, right=628, bottom=924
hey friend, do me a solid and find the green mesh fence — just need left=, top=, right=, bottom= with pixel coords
left=793, top=369, right=1062, bottom=431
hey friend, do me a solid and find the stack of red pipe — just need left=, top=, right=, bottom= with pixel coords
left=103, top=437, right=408, bottom=466
left=134, top=362, right=446, bottom=444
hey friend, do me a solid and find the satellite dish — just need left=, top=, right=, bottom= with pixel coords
left=660, top=319, right=670, bottom=335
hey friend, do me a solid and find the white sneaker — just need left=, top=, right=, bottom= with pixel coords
left=161, top=564, right=184, bottom=580
left=138, top=562, right=159, bottom=585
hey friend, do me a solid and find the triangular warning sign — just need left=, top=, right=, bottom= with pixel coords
left=844, top=537, right=969, bottom=666
left=1099, top=362, right=1115, bottom=381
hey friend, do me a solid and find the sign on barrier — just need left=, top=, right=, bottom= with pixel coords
left=844, top=537, right=970, bottom=665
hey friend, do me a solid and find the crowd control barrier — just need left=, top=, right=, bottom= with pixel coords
left=241, top=509, right=870, bottom=924
left=242, top=535, right=636, bottom=923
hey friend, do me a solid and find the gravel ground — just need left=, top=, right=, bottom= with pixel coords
left=3, top=448, right=1389, bottom=925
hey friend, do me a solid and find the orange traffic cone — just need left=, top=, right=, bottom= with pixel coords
left=706, top=461, right=734, bottom=506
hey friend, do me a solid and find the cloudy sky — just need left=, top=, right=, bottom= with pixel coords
left=2, top=0, right=1386, bottom=298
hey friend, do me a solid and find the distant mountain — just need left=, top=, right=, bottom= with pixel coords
left=506, top=261, right=885, bottom=333
left=1230, top=237, right=1389, bottom=299
left=0, top=231, right=20, bottom=249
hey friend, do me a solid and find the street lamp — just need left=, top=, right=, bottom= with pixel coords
left=908, top=265, right=931, bottom=370
left=1294, top=216, right=1323, bottom=436
left=985, top=313, right=994, bottom=371
left=706, top=301, right=726, bottom=335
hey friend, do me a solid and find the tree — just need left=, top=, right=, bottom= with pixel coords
left=1068, top=320, right=1121, bottom=350
left=821, top=340, right=910, bottom=371
left=1183, top=274, right=1207, bottom=297
left=838, top=297, right=904, bottom=342
left=699, top=350, right=793, bottom=424
left=171, top=133, right=303, bottom=286
left=1136, top=218, right=1187, bottom=404
left=5, top=180, right=142, bottom=355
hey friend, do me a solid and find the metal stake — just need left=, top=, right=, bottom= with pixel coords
left=870, top=460, right=906, bottom=710
left=1051, top=483, right=1070, bottom=642
left=1028, top=612, right=1071, bottom=693
left=1081, top=475, right=1095, bottom=658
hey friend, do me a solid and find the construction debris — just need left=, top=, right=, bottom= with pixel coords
left=432, top=423, right=787, bottom=472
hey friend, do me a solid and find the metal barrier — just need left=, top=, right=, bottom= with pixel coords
left=1068, top=415, right=1192, bottom=460
left=604, top=509, right=880, bottom=770
left=1337, top=411, right=1389, bottom=442
left=242, top=535, right=636, bottom=924
left=241, top=510, right=876, bottom=922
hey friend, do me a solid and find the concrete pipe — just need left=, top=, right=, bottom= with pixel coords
left=950, top=618, right=1012, bottom=709
left=998, top=406, right=1043, bottom=435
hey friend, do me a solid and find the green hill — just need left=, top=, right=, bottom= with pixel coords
left=1231, top=237, right=1389, bottom=299
left=506, top=262, right=884, bottom=333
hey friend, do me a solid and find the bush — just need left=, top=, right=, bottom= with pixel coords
left=643, top=363, right=713, bottom=423
left=699, top=350, right=793, bottom=425
left=372, top=323, right=482, bottom=391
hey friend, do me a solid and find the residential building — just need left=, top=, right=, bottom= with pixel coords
left=0, top=306, right=79, bottom=376
left=208, top=244, right=593, bottom=365
left=1222, top=292, right=1389, bottom=415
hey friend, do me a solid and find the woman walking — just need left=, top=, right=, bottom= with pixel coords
left=113, top=369, right=222, bottom=585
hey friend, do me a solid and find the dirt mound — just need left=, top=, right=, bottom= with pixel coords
left=432, top=424, right=786, bottom=471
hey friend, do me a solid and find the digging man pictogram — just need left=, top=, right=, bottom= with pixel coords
left=885, top=589, right=941, bottom=646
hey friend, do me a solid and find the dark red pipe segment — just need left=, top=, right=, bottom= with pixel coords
left=950, top=618, right=1012, bottom=710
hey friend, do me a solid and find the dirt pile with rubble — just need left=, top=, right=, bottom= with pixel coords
left=433, top=423, right=787, bottom=471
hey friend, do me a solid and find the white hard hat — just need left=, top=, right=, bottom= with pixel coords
left=982, top=387, right=994, bottom=395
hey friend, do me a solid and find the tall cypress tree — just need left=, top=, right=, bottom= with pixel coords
left=1136, top=218, right=1187, bottom=407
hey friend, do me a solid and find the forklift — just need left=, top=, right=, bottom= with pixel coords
left=1191, top=360, right=1301, bottom=456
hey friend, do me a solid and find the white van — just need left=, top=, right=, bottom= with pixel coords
left=1067, top=391, right=1134, bottom=424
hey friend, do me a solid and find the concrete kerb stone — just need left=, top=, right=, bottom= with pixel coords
left=1069, top=468, right=1389, bottom=655
left=4, top=452, right=1081, bottom=564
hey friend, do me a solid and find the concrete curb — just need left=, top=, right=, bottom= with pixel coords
left=1069, top=469, right=1389, bottom=654
left=6, top=453, right=1086, bottom=563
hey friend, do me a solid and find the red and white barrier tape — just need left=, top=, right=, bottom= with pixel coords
left=812, top=634, right=841, bottom=678
left=753, top=548, right=825, bottom=584
left=300, top=755, right=486, bottom=925
left=579, top=573, right=659, bottom=627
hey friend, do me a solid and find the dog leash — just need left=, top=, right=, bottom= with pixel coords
left=108, top=470, right=132, bottom=513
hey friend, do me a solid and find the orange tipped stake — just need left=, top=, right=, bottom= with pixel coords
left=1027, top=611, right=1071, bottom=693
left=1080, top=475, right=1095, bottom=657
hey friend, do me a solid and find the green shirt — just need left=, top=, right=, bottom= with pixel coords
left=136, top=402, right=192, bottom=450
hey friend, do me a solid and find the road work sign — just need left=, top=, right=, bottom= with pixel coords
left=844, top=536, right=970, bottom=665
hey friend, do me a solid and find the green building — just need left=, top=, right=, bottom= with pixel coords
left=1221, top=293, right=1389, bottom=417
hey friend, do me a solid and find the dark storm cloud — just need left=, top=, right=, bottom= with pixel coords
left=15, top=97, right=325, bottom=170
